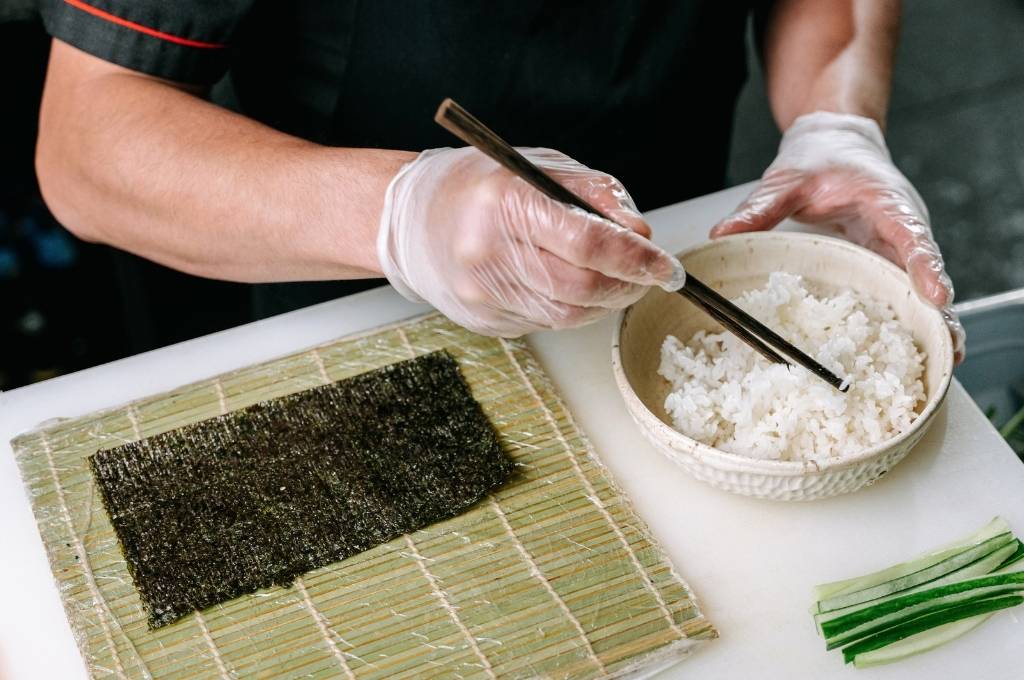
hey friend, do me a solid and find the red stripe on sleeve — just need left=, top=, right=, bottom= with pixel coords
left=63, top=0, right=227, bottom=49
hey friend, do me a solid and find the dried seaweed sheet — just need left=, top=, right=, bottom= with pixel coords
left=90, top=350, right=514, bottom=628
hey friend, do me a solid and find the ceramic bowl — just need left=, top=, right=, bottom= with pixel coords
left=611, top=232, right=954, bottom=501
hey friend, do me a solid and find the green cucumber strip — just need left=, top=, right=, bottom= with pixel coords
left=851, top=612, right=993, bottom=668
left=824, top=581, right=1024, bottom=649
left=995, top=539, right=1024, bottom=571
left=817, top=533, right=1014, bottom=613
left=815, top=542, right=1019, bottom=631
left=812, top=517, right=1010, bottom=603
left=846, top=564, right=1024, bottom=663
left=822, top=571, right=1024, bottom=639
left=912, top=542, right=1021, bottom=591
left=840, top=594, right=1024, bottom=664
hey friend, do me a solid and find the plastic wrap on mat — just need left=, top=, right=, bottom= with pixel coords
left=10, top=312, right=717, bottom=679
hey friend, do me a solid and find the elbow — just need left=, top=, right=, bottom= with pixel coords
left=35, top=129, right=104, bottom=244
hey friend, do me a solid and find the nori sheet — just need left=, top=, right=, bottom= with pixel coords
left=90, top=350, right=514, bottom=629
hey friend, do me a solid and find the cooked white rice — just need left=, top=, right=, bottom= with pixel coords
left=658, top=272, right=925, bottom=463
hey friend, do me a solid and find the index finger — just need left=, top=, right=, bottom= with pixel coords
left=519, top=190, right=685, bottom=289
left=520, top=148, right=653, bottom=238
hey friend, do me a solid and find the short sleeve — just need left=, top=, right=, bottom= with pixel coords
left=39, top=0, right=254, bottom=84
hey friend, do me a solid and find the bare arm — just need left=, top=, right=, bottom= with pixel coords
left=36, top=39, right=415, bottom=283
left=759, top=0, right=900, bottom=129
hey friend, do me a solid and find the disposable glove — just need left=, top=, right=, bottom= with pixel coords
left=378, top=147, right=685, bottom=337
left=711, top=111, right=965, bottom=361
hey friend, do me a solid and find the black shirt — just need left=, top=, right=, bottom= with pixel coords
left=41, top=0, right=757, bottom=316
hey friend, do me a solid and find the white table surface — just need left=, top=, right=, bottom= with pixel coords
left=2, top=183, right=1023, bottom=680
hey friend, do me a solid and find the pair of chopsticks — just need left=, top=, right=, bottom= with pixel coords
left=434, top=98, right=848, bottom=393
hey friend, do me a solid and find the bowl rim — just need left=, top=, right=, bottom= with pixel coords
left=610, top=231, right=955, bottom=476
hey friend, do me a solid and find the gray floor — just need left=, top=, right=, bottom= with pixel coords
left=727, top=0, right=1024, bottom=302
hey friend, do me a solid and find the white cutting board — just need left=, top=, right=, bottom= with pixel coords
left=2, top=183, right=1022, bottom=680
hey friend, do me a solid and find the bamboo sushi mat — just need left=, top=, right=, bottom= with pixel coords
left=11, top=312, right=715, bottom=679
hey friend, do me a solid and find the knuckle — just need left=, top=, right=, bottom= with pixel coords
left=572, top=235, right=601, bottom=264
left=554, top=268, right=605, bottom=305
left=576, top=268, right=606, bottom=296
left=641, top=242, right=663, bottom=269
left=619, top=235, right=657, bottom=270
left=603, top=173, right=624, bottom=190
left=585, top=174, right=622, bottom=200
left=601, top=174, right=631, bottom=204
left=454, top=276, right=489, bottom=306
left=452, top=233, right=492, bottom=267
left=570, top=220, right=610, bottom=263
left=476, top=172, right=509, bottom=209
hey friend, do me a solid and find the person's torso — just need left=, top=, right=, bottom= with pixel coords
left=221, top=1, right=754, bottom=316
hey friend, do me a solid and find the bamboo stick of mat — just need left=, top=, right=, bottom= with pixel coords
left=434, top=98, right=848, bottom=393
left=11, top=312, right=715, bottom=679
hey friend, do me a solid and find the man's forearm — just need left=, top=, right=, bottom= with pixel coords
left=759, top=0, right=900, bottom=130
left=36, top=40, right=415, bottom=283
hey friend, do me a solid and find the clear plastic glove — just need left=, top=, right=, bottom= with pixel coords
left=711, top=111, right=965, bottom=362
left=378, top=147, right=685, bottom=337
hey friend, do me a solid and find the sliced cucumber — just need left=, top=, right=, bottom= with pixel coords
left=995, top=539, right=1024, bottom=571
left=815, top=541, right=1020, bottom=631
left=822, top=571, right=1024, bottom=639
left=812, top=518, right=1024, bottom=667
left=850, top=562, right=1024, bottom=667
left=812, top=517, right=1010, bottom=604
left=841, top=594, right=1024, bottom=663
left=850, top=612, right=993, bottom=668
left=817, top=533, right=1014, bottom=613
left=824, top=580, right=1024, bottom=649
left=912, top=541, right=1021, bottom=591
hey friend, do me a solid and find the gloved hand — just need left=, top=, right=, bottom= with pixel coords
left=711, top=111, right=965, bottom=362
left=378, top=146, right=685, bottom=337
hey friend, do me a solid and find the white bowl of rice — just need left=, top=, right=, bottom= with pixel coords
left=611, top=232, right=954, bottom=501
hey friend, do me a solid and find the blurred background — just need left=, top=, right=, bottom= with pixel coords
left=2, top=0, right=1023, bottom=390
